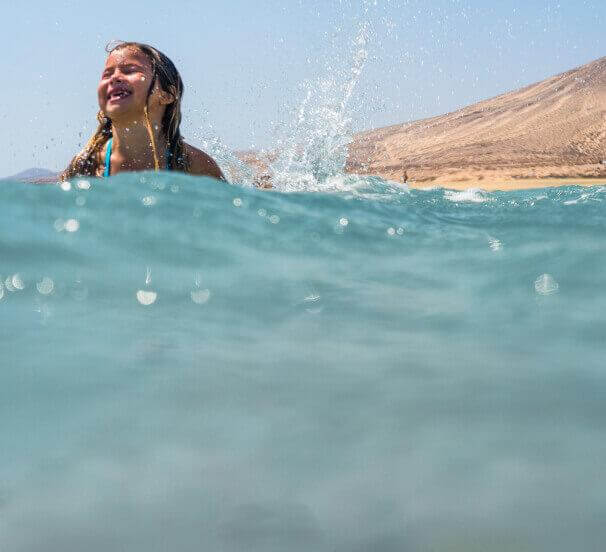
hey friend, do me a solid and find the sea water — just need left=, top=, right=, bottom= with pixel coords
left=1, top=175, right=606, bottom=551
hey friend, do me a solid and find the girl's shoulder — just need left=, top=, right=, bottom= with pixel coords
left=183, top=143, right=224, bottom=180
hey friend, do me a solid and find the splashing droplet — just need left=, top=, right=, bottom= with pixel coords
left=64, top=219, right=79, bottom=232
left=136, top=290, right=157, bottom=306
left=76, top=179, right=91, bottom=190
left=137, top=267, right=157, bottom=305
left=71, top=278, right=88, bottom=301
left=5, top=277, right=15, bottom=292
left=303, top=291, right=323, bottom=314
left=488, top=237, right=502, bottom=251
left=191, top=273, right=211, bottom=304
left=191, top=288, right=211, bottom=305
left=534, top=274, right=559, bottom=295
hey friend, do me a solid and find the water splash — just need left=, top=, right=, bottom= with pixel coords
left=196, top=132, right=257, bottom=187
left=269, top=20, right=372, bottom=192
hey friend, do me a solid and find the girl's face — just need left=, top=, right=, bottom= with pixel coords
left=97, top=47, right=162, bottom=120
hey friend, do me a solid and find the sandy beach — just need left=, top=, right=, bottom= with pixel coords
left=408, top=175, right=606, bottom=192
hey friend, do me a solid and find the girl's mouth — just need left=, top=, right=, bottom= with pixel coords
left=107, top=90, right=132, bottom=102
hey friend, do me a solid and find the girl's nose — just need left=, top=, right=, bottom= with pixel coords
left=110, top=71, right=124, bottom=84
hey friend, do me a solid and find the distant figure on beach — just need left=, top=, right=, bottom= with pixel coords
left=402, top=170, right=408, bottom=183
left=61, top=41, right=224, bottom=181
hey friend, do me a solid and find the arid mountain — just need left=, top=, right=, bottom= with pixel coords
left=346, top=57, right=606, bottom=188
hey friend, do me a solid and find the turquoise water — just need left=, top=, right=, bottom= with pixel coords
left=2, top=173, right=606, bottom=551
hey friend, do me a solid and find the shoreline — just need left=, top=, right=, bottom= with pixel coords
left=407, top=177, right=606, bottom=192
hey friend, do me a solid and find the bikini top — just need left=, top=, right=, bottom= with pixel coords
left=103, top=137, right=171, bottom=177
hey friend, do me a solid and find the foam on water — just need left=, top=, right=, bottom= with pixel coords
left=444, top=187, right=493, bottom=203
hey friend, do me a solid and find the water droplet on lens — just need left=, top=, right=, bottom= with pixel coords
left=75, top=196, right=86, bottom=207
left=387, top=227, right=396, bottom=236
left=54, top=218, right=65, bottom=232
left=12, top=273, right=25, bottom=290
left=396, top=227, right=404, bottom=235
left=142, top=195, right=157, bottom=207
left=257, top=208, right=267, bottom=217
left=170, top=184, right=179, bottom=193
left=269, top=214, right=280, bottom=224
left=36, top=277, right=54, bottom=295
left=534, top=273, right=559, bottom=295
left=60, top=181, right=71, bottom=192
left=339, top=217, right=349, bottom=226
left=0, top=282, right=4, bottom=301
left=64, top=219, right=79, bottom=232
left=233, top=197, right=242, bottom=207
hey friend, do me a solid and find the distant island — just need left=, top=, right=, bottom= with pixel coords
left=346, top=56, right=606, bottom=190
left=3, top=168, right=58, bottom=182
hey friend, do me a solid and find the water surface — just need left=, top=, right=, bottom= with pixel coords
left=1, top=174, right=605, bottom=551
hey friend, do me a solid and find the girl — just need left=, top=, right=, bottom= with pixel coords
left=62, top=41, right=224, bottom=180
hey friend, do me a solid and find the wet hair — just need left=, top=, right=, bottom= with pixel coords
left=62, top=41, right=188, bottom=179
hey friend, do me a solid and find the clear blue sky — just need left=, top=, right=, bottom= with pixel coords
left=1, top=0, right=605, bottom=176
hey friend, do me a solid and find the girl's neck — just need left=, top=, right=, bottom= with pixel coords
left=110, top=116, right=168, bottom=171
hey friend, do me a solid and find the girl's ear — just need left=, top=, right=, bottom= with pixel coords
left=159, top=86, right=177, bottom=105
left=158, top=91, right=174, bottom=105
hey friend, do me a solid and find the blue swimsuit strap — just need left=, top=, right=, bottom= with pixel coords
left=103, top=137, right=113, bottom=177
left=103, top=137, right=171, bottom=177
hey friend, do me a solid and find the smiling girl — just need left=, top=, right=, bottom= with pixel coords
left=61, top=41, right=224, bottom=180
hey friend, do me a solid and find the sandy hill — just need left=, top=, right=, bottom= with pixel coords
left=346, top=57, right=606, bottom=188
